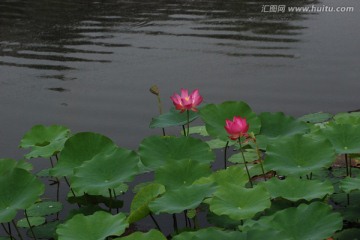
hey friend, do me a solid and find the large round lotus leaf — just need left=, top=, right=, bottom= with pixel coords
left=207, top=212, right=242, bottom=229
left=149, top=108, right=199, bottom=128
left=320, top=123, right=360, bottom=154
left=155, top=159, right=211, bottom=189
left=26, top=201, right=62, bottom=217
left=128, top=183, right=165, bottom=224
left=139, top=136, right=215, bottom=170
left=228, top=150, right=258, bottom=164
left=211, top=165, right=249, bottom=187
left=19, top=125, right=70, bottom=159
left=0, top=168, right=44, bottom=223
left=199, top=101, right=260, bottom=141
left=172, top=227, right=246, bottom=240
left=339, top=176, right=360, bottom=193
left=17, top=216, right=45, bottom=228
left=149, top=183, right=215, bottom=214
left=70, top=148, right=139, bottom=196
left=0, top=158, right=32, bottom=174
left=264, top=134, right=336, bottom=176
left=257, top=112, right=309, bottom=149
left=298, top=112, right=332, bottom=123
left=334, top=112, right=360, bottom=125
left=56, top=211, right=128, bottom=240
left=255, top=202, right=343, bottom=240
left=209, top=184, right=271, bottom=221
left=114, top=229, right=167, bottom=240
left=50, top=132, right=117, bottom=177
left=260, top=177, right=334, bottom=201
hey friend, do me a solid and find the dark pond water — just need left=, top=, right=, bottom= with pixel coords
left=0, top=0, right=359, bottom=234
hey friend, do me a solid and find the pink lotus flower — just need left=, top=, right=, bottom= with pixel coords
left=170, top=89, right=203, bottom=113
left=224, top=116, right=249, bottom=140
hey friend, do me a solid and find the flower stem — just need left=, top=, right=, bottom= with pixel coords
left=224, top=141, right=229, bottom=169
left=12, top=220, right=23, bottom=240
left=253, top=139, right=266, bottom=181
left=186, top=110, right=190, bottom=136
left=25, top=210, right=37, bottom=240
left=173, top=214, right=179, bottom=233
left=238, top=138, right=253, bottom=188
left=149, top=213, right=162, bottom=232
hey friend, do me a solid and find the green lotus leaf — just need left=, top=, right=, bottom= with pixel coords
left=207, top=212, right=243, bottom=229
left=26, top=201, right=62, bottom=217
left=17, top=216, right=45, bottom=228
left=320, top=123, right=360, bottom=154
left=339, top=176, right=360, bottom=193
left=128, top=183, right=165, bottom=224
left=254, top=202, right=343, bottom=240
left=334, top=228, right=360, bottom=240
left=244, top=228, right=290, bottom=240
left=338, top=204, right=360, bottom=222
left=209, top=184, right=271, bottom=221
left=139, top=136, right=215, bottom=170
left=257, top=112, right=309, bottom=149
left=0, top=159, right=33, bottom=175
left=155, top=159, right=211, bottom=189
left=149, top=183, right=215, bottom=214
left=228, top=150, right=258, bottom=164
left=56, top=211, right=128, bottom=240
left=172, top=227, right=246, bottom=240
left=149, top=108, right=199, bottom=128
left=0, top=167, right=44, bottom=223
left=114, top=229, right=167, bottom=240
left=334, top=112, right=360, bottom=125
left=211, top=165, right=249, bottom=187
left=199, top=101, right=260, bottom=141
left=19, top=125, right=71, bottom=159
left=331, top=191, right=360, bottom=206
left=188, top=125, right=209, bottom=136
left=70, top=147, right=139, bottom=196
left=205, top=139, right=235, bottom=150
left=264, top=134, right=336, bottom=176
left=260, top=177, right=334, bottom=201
left=50, top=132, right=117, bottom=177
left=298, top=112, right=332, bottom=123
left=28, top=221, right=59, bottom=239
left=66, top=205, right=106, bottom=220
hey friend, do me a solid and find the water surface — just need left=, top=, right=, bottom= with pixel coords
left=1, top=0, right=359, bottom=157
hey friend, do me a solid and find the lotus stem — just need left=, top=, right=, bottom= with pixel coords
left=345, top=154, right=349, bottom=176
left=25, top=210, right=37, bottom=240
left=186, top=110, right=190, bottom=136
left=238, top=139, right=253, bottom=188
left=113, top=189, right=119, bottom=213
left=253, top=139, right=266, bottom=181
left=173, top=214, right=179, bottom=233
left=182, top=125, right=186, bottom=136
left=224, top=141, right=229, bottom=169
left=1, top=223, right=13, bottom=239
left=184, top=211, right=188, bottom=227
left=12, top=220, right=23, bottom=240
left=49, top=156, right=55, bottom=168
left=150, top=85, right=166, bottom=136
left=149, top=213, right=162, bottom=232
left=108, top=189, right=113, bottom=213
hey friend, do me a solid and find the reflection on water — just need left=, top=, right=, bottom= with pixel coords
left=0, top=0, right=317, bottom=75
